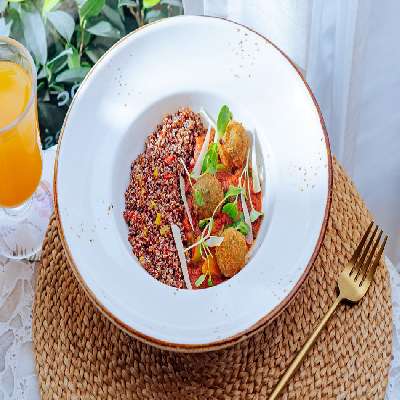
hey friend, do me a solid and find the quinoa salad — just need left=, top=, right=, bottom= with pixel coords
left=124, top=106, right=264, bottom=289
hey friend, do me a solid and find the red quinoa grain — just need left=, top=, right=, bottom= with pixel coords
left=124, top=108, right=206, bottom=288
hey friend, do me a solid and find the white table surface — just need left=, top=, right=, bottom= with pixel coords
left=0, top=147, right=399, bottom=399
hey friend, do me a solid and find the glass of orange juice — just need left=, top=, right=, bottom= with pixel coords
left=0, top=36, right=52, bottom=259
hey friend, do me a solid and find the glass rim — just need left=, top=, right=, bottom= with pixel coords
left=0, top=35, right=37, bottom=135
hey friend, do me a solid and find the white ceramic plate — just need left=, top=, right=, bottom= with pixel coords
left=55, top=16, right=332, bottom=351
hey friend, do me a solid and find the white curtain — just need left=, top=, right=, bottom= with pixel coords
left=182, top=0, right=400, bottom=265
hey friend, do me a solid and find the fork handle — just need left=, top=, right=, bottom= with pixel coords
left=269, top=295, right=343, bottom=399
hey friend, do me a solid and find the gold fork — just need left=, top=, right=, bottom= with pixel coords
left=269, top=222, right=387, bottom=399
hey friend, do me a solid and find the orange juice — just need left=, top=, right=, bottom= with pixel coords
left=0, top=61, right=42, bottom=207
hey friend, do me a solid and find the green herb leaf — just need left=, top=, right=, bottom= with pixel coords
left=232, top=220, right=250, bottom=236
left=217, top=105, right=232, bottom=139
left=194, top=189, right=205, bottom=207
left=195, top=274, right=206, bottom=287
left=207, top=276, right=213, bottom=287
left=55, top=67, right=90, bottom=83
left=79, top=0, right=105, bottom=21
left=86, top=20, right=120, bottom=38
left=201, top=143, right=218, bottom=175
left=42, top=0, right=61, bottom=14
left=225, top=185, right=244, bottom=199
left=199, top=218, right=210, bottom=229
left=250, top=209, right=264, bottom=223
left=216, top=163, right=226, bottom=171
left=143, top=0, right=161, bottom=9
left=47, top=10, right=75, bottom=42
left=222, top=202, right=239, bottom=220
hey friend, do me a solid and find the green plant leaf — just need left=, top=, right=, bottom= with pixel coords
left=195, top=274, right=206, bottom=287
left=86, top=20, right=120, bottom=38
left=46, top=48, right=73, bottom=77
left=198, top=218, right=210, bottom=229
left=8, top=0, right=24, bottom=2
left=47, top=10, right=75, bottom=42
left=201, top=142, right=218, bottom=174
left=42, top=0, right=60, bottom=14
left=217, top=105, right=232, bottom=139
left=0, top=0, right=8, bottom=14
left=85, top=46, right=104, bottom=63
left=55, top=66, right=90, bottom=83
left=222, top=202, right=239, bottom=220
left=118, top=0, right=135, bottom=6
left=207, top=275, right=213, bottom=286
left=232, top=220, right=250, bottom=236
left=0, top=17, right=12, bottom=36
left=67, top=47, right=80, bottom=69
left=102, top=4, right=125, bottom=33
left=161, top=0, right=182, bottom=6
left=143, top=0, right=160, bottom=9
left=250, top=209, right=263, bottom=223
left=224, top=185, right=244, bottom=198
left=144, top=8, right=164, bottom=23
left=194, top=189, right=205, bottom=207
left=79, top=0, right=105, bottom=20
left=21, top=9, right=47, bottom=65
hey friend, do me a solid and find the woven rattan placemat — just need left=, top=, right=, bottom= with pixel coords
left=32, top=160, right=392, bottom=399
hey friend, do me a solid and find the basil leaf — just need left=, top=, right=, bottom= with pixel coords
left=207, top=276, right=213, bottom=287
left=225, top=185, right=244, bottom=198
left=232, top=220, right=250, bottom=236
left=250, top=209, right=264, bottom=223
left=217, top=105, right=232, bottom=139
left=199, top=218, right=210, bottom=229
left=201, top=143, right=218, bottom=174
left=222, top=202, right=239, bottom=220
left=194, top=189, right=205, bottom=207
left=195, top=274, right=206, bottom=287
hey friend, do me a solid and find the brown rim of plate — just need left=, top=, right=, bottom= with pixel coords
left=53, top=15, right=333, bottom=353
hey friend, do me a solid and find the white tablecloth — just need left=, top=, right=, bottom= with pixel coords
left=0, top=147, right=399, bottom=399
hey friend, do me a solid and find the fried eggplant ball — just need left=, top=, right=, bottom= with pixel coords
left=215, top=227, right=247, bottom=277
left=192, top=173, right=224, bottom=219
left=218, top=121, right=250, bottom=169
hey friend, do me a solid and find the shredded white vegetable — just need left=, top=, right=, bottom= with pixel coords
left=251, top=129, right=262, bottom=193
left=205, top=236, right=224, bottom=247
left=200, top=107, right=217, bottom=130
left=241, top=192, right=253, bottom=244
left=192, top=124, right=211, bottom=178
left=179, top=175, right=194, bottom=231
left=171, top=223, right=192, bottom=289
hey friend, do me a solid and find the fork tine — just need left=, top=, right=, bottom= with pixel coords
left=366, top=235, right=388, bottom=283
left=359, top=229, right=383, bottom=283
left=350, top=221, right=374, bottom=264
left=352, top=224, right=378, bottom=277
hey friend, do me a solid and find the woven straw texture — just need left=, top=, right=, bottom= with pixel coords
left=32, top=160, right=392, bottom=399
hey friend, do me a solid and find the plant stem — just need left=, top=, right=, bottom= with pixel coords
left=79, top=20, right=87, bottom=57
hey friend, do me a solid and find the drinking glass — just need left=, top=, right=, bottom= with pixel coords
left=0, top=36, right=52, bottom=259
